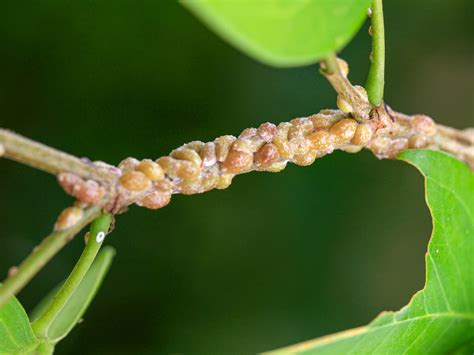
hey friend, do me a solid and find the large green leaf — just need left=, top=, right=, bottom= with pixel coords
left=30, top=246, right=116, bottom=344
left=181, top=0, right=371, bottom=67
left=0, top=286, right=38, bottom=354
left=270, top=150, right=474, bottom=353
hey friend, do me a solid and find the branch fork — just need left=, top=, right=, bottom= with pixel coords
left=320, top=55, right=372, bottom=122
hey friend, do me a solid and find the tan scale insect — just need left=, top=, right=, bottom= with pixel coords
left=54, top=207, right=84, bottom=231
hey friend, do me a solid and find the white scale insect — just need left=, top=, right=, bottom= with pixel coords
left=96, top=231, right=106, bottom=243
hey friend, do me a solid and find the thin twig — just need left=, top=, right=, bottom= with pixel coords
left=321, top=54, right=339, bottom=75
left=320, top=55, right=372, bottom=121
left=366, top=0, right=385, bottom=106
left=0, top=206, right=102, bottom=308
left=437, top=125, right=474, bottom=145
left=0, top=129, right=116, bottom=183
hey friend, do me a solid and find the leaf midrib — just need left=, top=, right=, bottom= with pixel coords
left=346, top=313, right=474, bottom=354
left=371, top=311, right=474, bottom=329
left=271, top=312, right=474, bottom=354
left=325, top=313, right=474, bottom=349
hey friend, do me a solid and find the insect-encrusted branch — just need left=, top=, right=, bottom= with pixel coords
left=54, top=106, right=473, bottom=215
left=1, top=59, right=472, bottom=217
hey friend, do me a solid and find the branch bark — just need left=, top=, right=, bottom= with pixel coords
left=2, top=105, right=472, bottom=216
left=0, top=129, right=117, bottom=183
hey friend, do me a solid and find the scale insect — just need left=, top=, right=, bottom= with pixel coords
left=96, top=231, right=106, bottom=243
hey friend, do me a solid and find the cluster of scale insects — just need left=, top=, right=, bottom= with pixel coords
left=54, top=105, right=437, bottom=231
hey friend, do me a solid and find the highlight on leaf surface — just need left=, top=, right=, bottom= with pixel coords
left=0, top=285, right=39, bottom=354
left=269, top=150, right=474, bottom=354
left=181, top=0, right=372, bottom=67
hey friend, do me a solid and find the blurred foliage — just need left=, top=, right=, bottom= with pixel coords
left=0, top=0, right=472, bottom=353
left=181, top=0, right=371, bottom=66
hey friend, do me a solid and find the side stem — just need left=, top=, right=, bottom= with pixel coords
left=321, top=54, right=339, bottom=75
left=365, top=0, right=385, bottom=106
left=321, top=54, right=372, bottom=121
left=32, top=213, right=113, bottom=339
left=0, top=206, right=102, bottom=308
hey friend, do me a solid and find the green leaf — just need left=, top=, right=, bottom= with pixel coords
left=180, top=0, right=371, bottom=67
left=0, top=286, right=38, bottom=354
left=269, top=150, right=474, bottom=354
left=30, top=246, right=116, bottom=344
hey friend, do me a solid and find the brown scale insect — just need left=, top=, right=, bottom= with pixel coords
left=257, top=122, right=277, bottom=142
left=254, top=143, right=280, bottom=169
left=135, top=160, right=164, bottom=181
left=119, top=171, right=151, bottom=192
left=58, top=173, right=104, bottom=204
left=200, top=142, right=217, bottom=167
left=307, top=130, right=332, bottom=151
left=54, top=207, right=84, bottom=231
left=223, top=149, right=253, bottom=173
left=409, top=135, right=428, bottom=149
left=352, top=124, right=373, bottom=146
left=137, top=190, right=171, bottom=209
left=410, top=115, right=437, bottom=136
left=8, top=266, right=19, bottom=277
left=329, top=118, right=358, bottom=144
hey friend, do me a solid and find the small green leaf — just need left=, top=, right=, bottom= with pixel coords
left=30, top=246, right=116, bottom=343
left=181, top=0, right=371, bottom=67
left=0, top=286, right=38, bottom=354
left=269, top=150, right=474, bottom=353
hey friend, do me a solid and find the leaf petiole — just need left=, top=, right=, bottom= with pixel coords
left=365, top=0, right=385, bottom=106
left=32, top=213, right=113, bottom=341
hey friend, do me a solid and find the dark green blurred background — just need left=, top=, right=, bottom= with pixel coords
left=1, top=1, right=472, bottom=353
